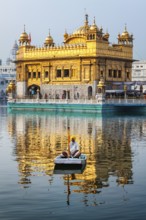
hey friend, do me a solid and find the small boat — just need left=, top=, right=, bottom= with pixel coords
left=54, top=154, right=87, bottom=174
left=54, top=153, right=87, bottom=165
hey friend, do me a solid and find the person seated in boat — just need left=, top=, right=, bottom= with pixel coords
left=61, top=136, right=81, bottom=158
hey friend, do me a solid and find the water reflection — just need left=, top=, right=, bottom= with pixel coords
left=7, top=111, right=134, bottom=204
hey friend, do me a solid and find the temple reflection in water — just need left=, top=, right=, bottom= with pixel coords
left=7, top=111, right=134, bottom=196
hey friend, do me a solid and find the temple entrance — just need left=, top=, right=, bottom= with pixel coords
left=28, top=85, right=40, bottom=97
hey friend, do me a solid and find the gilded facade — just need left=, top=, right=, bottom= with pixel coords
left=15, top=15, right=133, bottom=98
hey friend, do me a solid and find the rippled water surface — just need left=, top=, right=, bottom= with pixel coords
left=0, top=104, right=146, bottom=220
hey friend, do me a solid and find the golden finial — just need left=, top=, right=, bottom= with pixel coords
left=93, top=16, right=96, bottom=25
left=24, top=24, right=26, bottom=32
left=84, top=9, right=88, bottom=26
left=49, top=28, right=51, bottom=36
left=124, top=23, right=127, bottom=31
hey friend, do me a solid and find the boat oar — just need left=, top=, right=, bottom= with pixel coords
left=67, top=126, right=70, bottom=158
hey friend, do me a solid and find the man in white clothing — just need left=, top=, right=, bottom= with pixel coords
left=69, top=136, right=81, bottom=158
left=61, top=136, right=81, bottom=158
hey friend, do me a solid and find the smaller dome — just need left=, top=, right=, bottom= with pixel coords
left=19, top=32, right=28, bottom=41
left=121, top=25, right=130, bottom=38
left=45, top=35, right=53, bottom=44
left=121, top=31, right=129, bottom=37
left=90, top=24, right=98, bottom=31
left=19, top=25, right=29, bottom=45
left=103, top=30, right=110, bottom=40
left=19, top=32, right=29, bottom=42
left=90, top=17, right=98, bottom=31
left=44, top=31, right=54, bottom=46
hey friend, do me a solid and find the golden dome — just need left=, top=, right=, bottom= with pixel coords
left=73, top=25, right=89, bottom=35
left=90, top=25, right=97, bottom=31
left=19, top=25, right=29, bottom=44
left=103, top=30, right=110, bottom=40
left=73, top=14, right=90, bottom=35
left=121, top=25, right=130, bottom=38
left=44, top=31, right=54, bottom=46
left=118, top=25, right=133, bottom=45
left=121, top=31, right=129, bottom=37
left=19, top=32, right=28, bottom=40
left=90, top=17, right=98, bottom=31
left=45, top=35, right=53, bottom=44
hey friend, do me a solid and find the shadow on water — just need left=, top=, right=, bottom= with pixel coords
left=54, top=164, right=86, bottom=175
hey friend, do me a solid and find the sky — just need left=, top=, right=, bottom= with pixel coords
left=0, top=0, right=146, bottom=63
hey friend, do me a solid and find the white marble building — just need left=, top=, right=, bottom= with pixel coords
left=0, top=41, right=18, bottom=99
left=132, top=60, right=146, bottom=92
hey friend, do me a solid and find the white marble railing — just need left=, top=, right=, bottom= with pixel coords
left=106, top=98, right=146, bottom=105
left=8, top=98, right=146, bottom=105
left=9, top=98, right=99, bottom=104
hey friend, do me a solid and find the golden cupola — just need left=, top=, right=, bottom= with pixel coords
left=121, top=25, right=130, bottom=38
left=90, top=17, right=98, bottom=31
left=44, top=30, right=55, bottom=47
left=19, top=25, right=29, bottom=46
left=88, top=17, right=104, bottom=40
left=103, top=30, right=110, bottom=41
left=118, top=25, right=133, bottom=45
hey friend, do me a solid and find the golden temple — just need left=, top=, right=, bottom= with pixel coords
left=15, top=14, right=133, bottom=99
